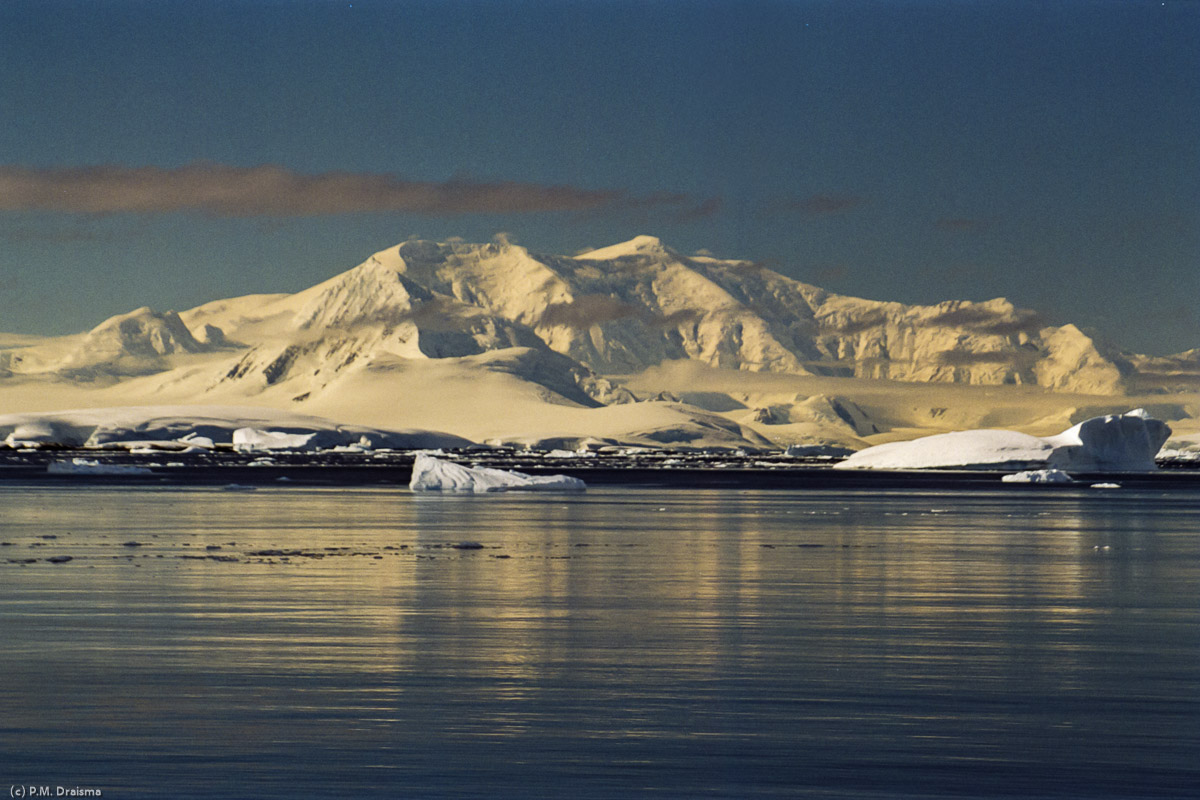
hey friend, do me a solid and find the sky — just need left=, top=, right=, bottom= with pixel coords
left=0, top=0, right=1197, bottom=354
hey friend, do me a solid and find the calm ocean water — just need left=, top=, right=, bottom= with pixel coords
left=2, top=483, right=1198, bottom=798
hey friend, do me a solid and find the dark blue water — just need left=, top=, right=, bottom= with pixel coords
left=2, top=484, right=1198, bottom=798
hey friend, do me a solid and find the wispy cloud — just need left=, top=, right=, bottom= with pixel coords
left=818, top=309, right=888, bottom=335
left=539, top=294, right=704, bottom=331
left=927, top=306, right=1046, bottom=336
left=935, top=349, right=1038, bottom=368
left=812, top=263, right=850, bottom=285
left=0, top=164, right=704, bottom=218
left=0, top=220, right=144, bottom=244
left=670, top=195, right=722, bottom=223
left=933, top=217, right=995, bottom=232
left=766, top=193, right=867, bottom=217
left=540, top=295, right=642, bottom=329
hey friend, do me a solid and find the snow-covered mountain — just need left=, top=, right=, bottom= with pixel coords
left=168, top=234, right=1135, bottom=393
left=0, top=235, right=1190, bottom=450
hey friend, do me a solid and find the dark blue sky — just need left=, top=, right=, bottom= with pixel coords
left=1, top=0, right=1196, bottom=354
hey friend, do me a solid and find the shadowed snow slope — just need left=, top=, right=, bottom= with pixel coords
left=836, top=409, right=1171, bottom=471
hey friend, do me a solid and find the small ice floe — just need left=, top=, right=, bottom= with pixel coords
left=1090, top=482, right=1122, bottom=489
left=409, top=454, right=585, bottom=494
left=221, top=483, right=258, bottom=492
left=1001, top=468, right=1075, bottom=484
left=47, top=458, right=153, bottom=476
left=178, top=434, right=216, bottom=450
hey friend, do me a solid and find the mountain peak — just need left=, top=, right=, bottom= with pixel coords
left=574, top=235, right=673, bottom=261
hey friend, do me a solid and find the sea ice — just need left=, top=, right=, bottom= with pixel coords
left=409, top=454, right=585, bottom=493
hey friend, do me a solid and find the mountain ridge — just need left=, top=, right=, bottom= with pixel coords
left=0, top=235, right=1168, bottom=393
left=1, top=235, right=1193, bottom=450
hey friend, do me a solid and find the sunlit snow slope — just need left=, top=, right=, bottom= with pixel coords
left=2, top=236, right=1197, bottom=450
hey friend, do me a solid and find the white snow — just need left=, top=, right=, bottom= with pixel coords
left=409, top=454, right=585, bottom=493
left=232, top=428, right=317, bottom=452
left=836, top=429, right=1053, bottom=470
left=836, top=409, right=1171, bottom=472
left=1001, top=469, right=1075, bottom=484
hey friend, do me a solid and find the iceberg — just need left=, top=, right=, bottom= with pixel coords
left=232, top=427, right=318, bottom=452
left=409, top=454, right=585, bottom=493
left=836, top=409, right=1170, bottom=472
left=1042, top=408, right=1171, bottom=471
left=1001, top=469, right=1075, bottom=484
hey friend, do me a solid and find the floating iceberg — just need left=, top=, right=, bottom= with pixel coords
left=836, top=409, right=1170, bottom=472
left=47, top=458, right=153, bottom=476
left=1042, top=409, right=1171, bottom=471
left=1001, top=469, right=1075, bottom=484
left=409, top=454, right=585, bottom=493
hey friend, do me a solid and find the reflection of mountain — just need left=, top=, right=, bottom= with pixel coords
left=0, top=236, right=1190, bottom=449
